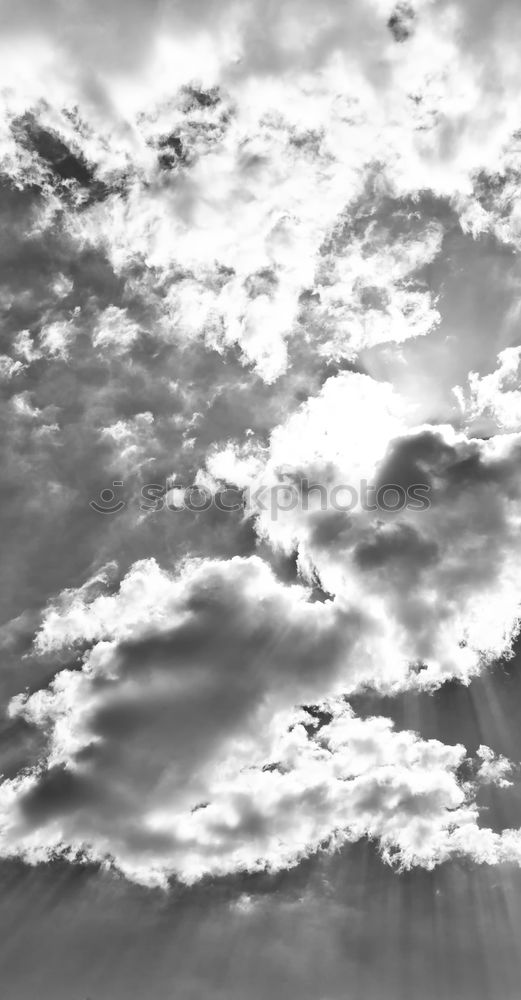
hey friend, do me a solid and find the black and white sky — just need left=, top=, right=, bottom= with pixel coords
left=2, top=1, right=521, bottom=997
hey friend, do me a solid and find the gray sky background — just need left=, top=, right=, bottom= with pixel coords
left=2, top=1, right=521, bottom=996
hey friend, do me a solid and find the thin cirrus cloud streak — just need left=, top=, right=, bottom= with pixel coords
left=1, top=0, right=521, bottom=972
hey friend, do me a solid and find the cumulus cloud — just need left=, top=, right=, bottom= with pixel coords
left=0, top=556, right=516, bottom=885
left=209, top=371, right=521, bottom=687
left=2, top=556, right=354, bottom=883
left=6, top=0, right=521, bottom=384
left=454, top=347, right=521, bottom=434
left=3, top=0, right=521, bottom=895
left=475, top=745, right=514, bottom=789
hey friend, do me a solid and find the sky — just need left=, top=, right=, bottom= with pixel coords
left=2, top=0, right=521, bottom=996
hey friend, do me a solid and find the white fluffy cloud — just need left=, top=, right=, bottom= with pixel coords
left=0, top=556, right=517, bottom=886
left=455, top=347, right=521, bottom=434
left=209, top=371, right=521, bottom=686
left=5, top=0, right=521, bottom=381
left=3, top=0, right=521, bottom=894
left=0, top=556, right=354, bottom=883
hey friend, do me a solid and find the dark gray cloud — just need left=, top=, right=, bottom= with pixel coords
left=388, top=3, right=416, bottom=42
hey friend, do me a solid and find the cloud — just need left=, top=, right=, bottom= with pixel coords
left=475, top=745, right=514, bottom=789
left=7, top=0, right=521, bottom=385
left=454, top=347, right=521, bottom=434
left=2, top=559, right=519, bottom=885
left=3, top=0, right=521, bottom=897
left=1, top=556, right=357, bottom=883
left=208, top=371, right=521, bottom=687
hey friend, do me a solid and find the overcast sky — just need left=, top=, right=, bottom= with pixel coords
left=2, top=0, right=521, bottom=997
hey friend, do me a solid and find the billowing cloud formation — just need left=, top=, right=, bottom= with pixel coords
left=0, top=556, right=517, bottom=886
left=455, top=347, right=521, bottom=434
left=1, top=556, right=353, bottom=883
left=2, top=0, right=521, bottom=893
left=5, top=0, right=521, bottom=383
left=209, top=371, right=521, bottom=686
